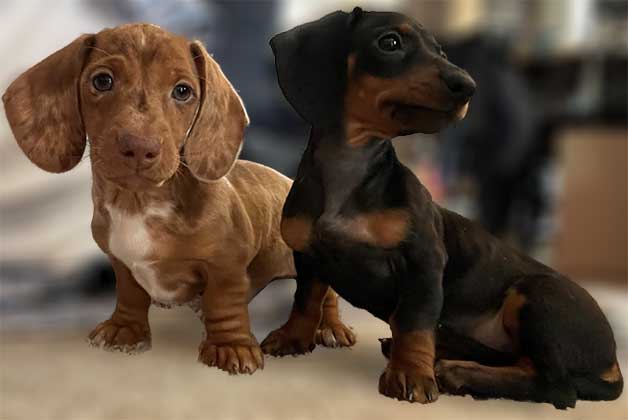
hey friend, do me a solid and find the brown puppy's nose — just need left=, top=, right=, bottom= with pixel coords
left=117, top=133, right=161, bottom=169
left=441, top=69, right=476, bottom=102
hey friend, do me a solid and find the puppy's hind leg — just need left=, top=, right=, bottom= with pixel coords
left=435, top=359, right=577, bottom=409
left=315, top=289, right=357, bottom=348
left=381, top=324, right=516, bottom=365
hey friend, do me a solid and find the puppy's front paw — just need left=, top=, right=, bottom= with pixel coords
left=261, top=328, right=315, bottom=357
left=315, top=321, right=356, bottom=348
left=198, top=341, right=264, bottom=375
left=87, top=319, right=151, bottom=354
left=378, top=366, right=439, bottom=404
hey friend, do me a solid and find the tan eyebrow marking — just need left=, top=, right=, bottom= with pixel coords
left=398, top=23, right=413, bottom=34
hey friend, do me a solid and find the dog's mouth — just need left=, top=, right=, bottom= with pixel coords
left=390, top=101, right=469, bottom=124
left=104, top=173, right=168, bottom=190
left=380, top=99, right=470, bottom=135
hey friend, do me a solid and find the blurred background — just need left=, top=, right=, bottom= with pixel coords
left=0, top=0, right=626, bottom=419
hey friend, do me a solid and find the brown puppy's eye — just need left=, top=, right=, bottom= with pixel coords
left=378, top=33, right=402, bottom=52
left=92, top=73, right=113, bottom=91
left=172, top=84, right=193, bottom=102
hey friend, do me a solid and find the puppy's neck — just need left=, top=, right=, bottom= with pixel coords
left=309, top=125, right=395, bottom=165
left=92, top=166, right=209, bottom=214
left=307, top=125, right=400, bottom=211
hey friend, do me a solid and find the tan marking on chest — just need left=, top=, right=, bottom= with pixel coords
left=600, top=362, right=622, bottom=383
left=347, top=209, right=410, bottom=248
left=106, top=203, right=176, bottom=302
left=281, top=216, right=313, bottom=252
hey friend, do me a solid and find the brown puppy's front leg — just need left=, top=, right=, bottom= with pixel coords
left=88, top=257, right=151, bottom=353
left=198, top=271, right=263, bottom=375
left=262, top=252, right=328, bottom=356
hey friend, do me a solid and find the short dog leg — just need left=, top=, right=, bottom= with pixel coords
left=434, top=359, right=578, bottom=409
left=198, top=270, right=263, bottom=375
left=379, top=326, right=439, bottom=404
left=261, top=252, right=327, bottom=356
left=315, top=289, right=356, bottom=348
left=88, top=256, right=151, bottom=354
left=379, top=246, right=445, bottom=404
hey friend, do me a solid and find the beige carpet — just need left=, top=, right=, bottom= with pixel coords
left=1, top=282, right=626, bottom=420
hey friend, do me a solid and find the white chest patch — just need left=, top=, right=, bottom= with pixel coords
left=106, top=203, right=174, bottom=302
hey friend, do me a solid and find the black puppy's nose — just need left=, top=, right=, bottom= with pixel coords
left=117, top=133, right=161, bottom=169
left=441, top=70, right=476, bottom=101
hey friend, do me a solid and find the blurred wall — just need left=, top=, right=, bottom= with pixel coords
left=0, top=0, right=122, bottom=272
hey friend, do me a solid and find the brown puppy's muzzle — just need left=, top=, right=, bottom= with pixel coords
left=117, top=132, right=162, bottom=170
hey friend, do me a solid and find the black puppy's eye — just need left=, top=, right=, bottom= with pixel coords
left=92, top=73, right=113, bottom=91
left=378, top=33, right=402, bottom=52
left=172, top=84, right=193, bottom=102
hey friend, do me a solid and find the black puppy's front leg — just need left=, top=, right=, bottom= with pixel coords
left=261, top=251, right=328, bottom=356
left=379, top=244, right=446, bottom=404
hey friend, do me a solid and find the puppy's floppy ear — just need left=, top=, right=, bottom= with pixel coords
left=347, top=6, right=364, bottom=27
left=185, top=41, right=249, bottom=182
left=270, top=11, right=354, bottom=126
left=2, top=34, right=95, bottom=173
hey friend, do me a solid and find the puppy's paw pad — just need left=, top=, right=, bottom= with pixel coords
left=198, top=341, right=264, bottom=375
left=87, top=320, right=151, bottom=355
left=260, top=328, right=315, bottom=357
left=379, top=367, right=439, bottom=404
left=315, top=322, right=356, bottom=348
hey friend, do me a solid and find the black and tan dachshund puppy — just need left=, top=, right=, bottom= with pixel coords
left=260, top=8, right=623, bottom=408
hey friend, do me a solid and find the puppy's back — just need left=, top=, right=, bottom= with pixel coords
left=227, top=160, right=292, bottom=227
left=228, top=160, right=291, bottom=195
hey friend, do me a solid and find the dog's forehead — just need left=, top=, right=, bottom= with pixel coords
left=354, top=11, right=422, bottom=33
left=93, top=24, right=194, bottom=69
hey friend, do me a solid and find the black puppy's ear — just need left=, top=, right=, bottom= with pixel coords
left=270, top=11, right=353, bottom=126
left=348, top=7, right=363, bottom=27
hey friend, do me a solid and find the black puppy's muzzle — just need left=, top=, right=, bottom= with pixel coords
left=440, top=68, right=476, bottom=103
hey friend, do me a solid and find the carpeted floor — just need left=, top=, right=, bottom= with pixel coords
left=1, top=281, right=626, bottom=420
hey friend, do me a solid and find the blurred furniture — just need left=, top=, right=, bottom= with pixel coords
left=553, top=126, right=627, bottom=284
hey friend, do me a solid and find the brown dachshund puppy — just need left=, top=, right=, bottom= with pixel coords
left=3, top=23, right=355, bottom=375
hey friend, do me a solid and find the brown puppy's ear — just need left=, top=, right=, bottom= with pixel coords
left=2, top=34, right=95, bottom=173
left=185, top=41, right=249, bottom=182
left=270, top=10, right=354, bottom=126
